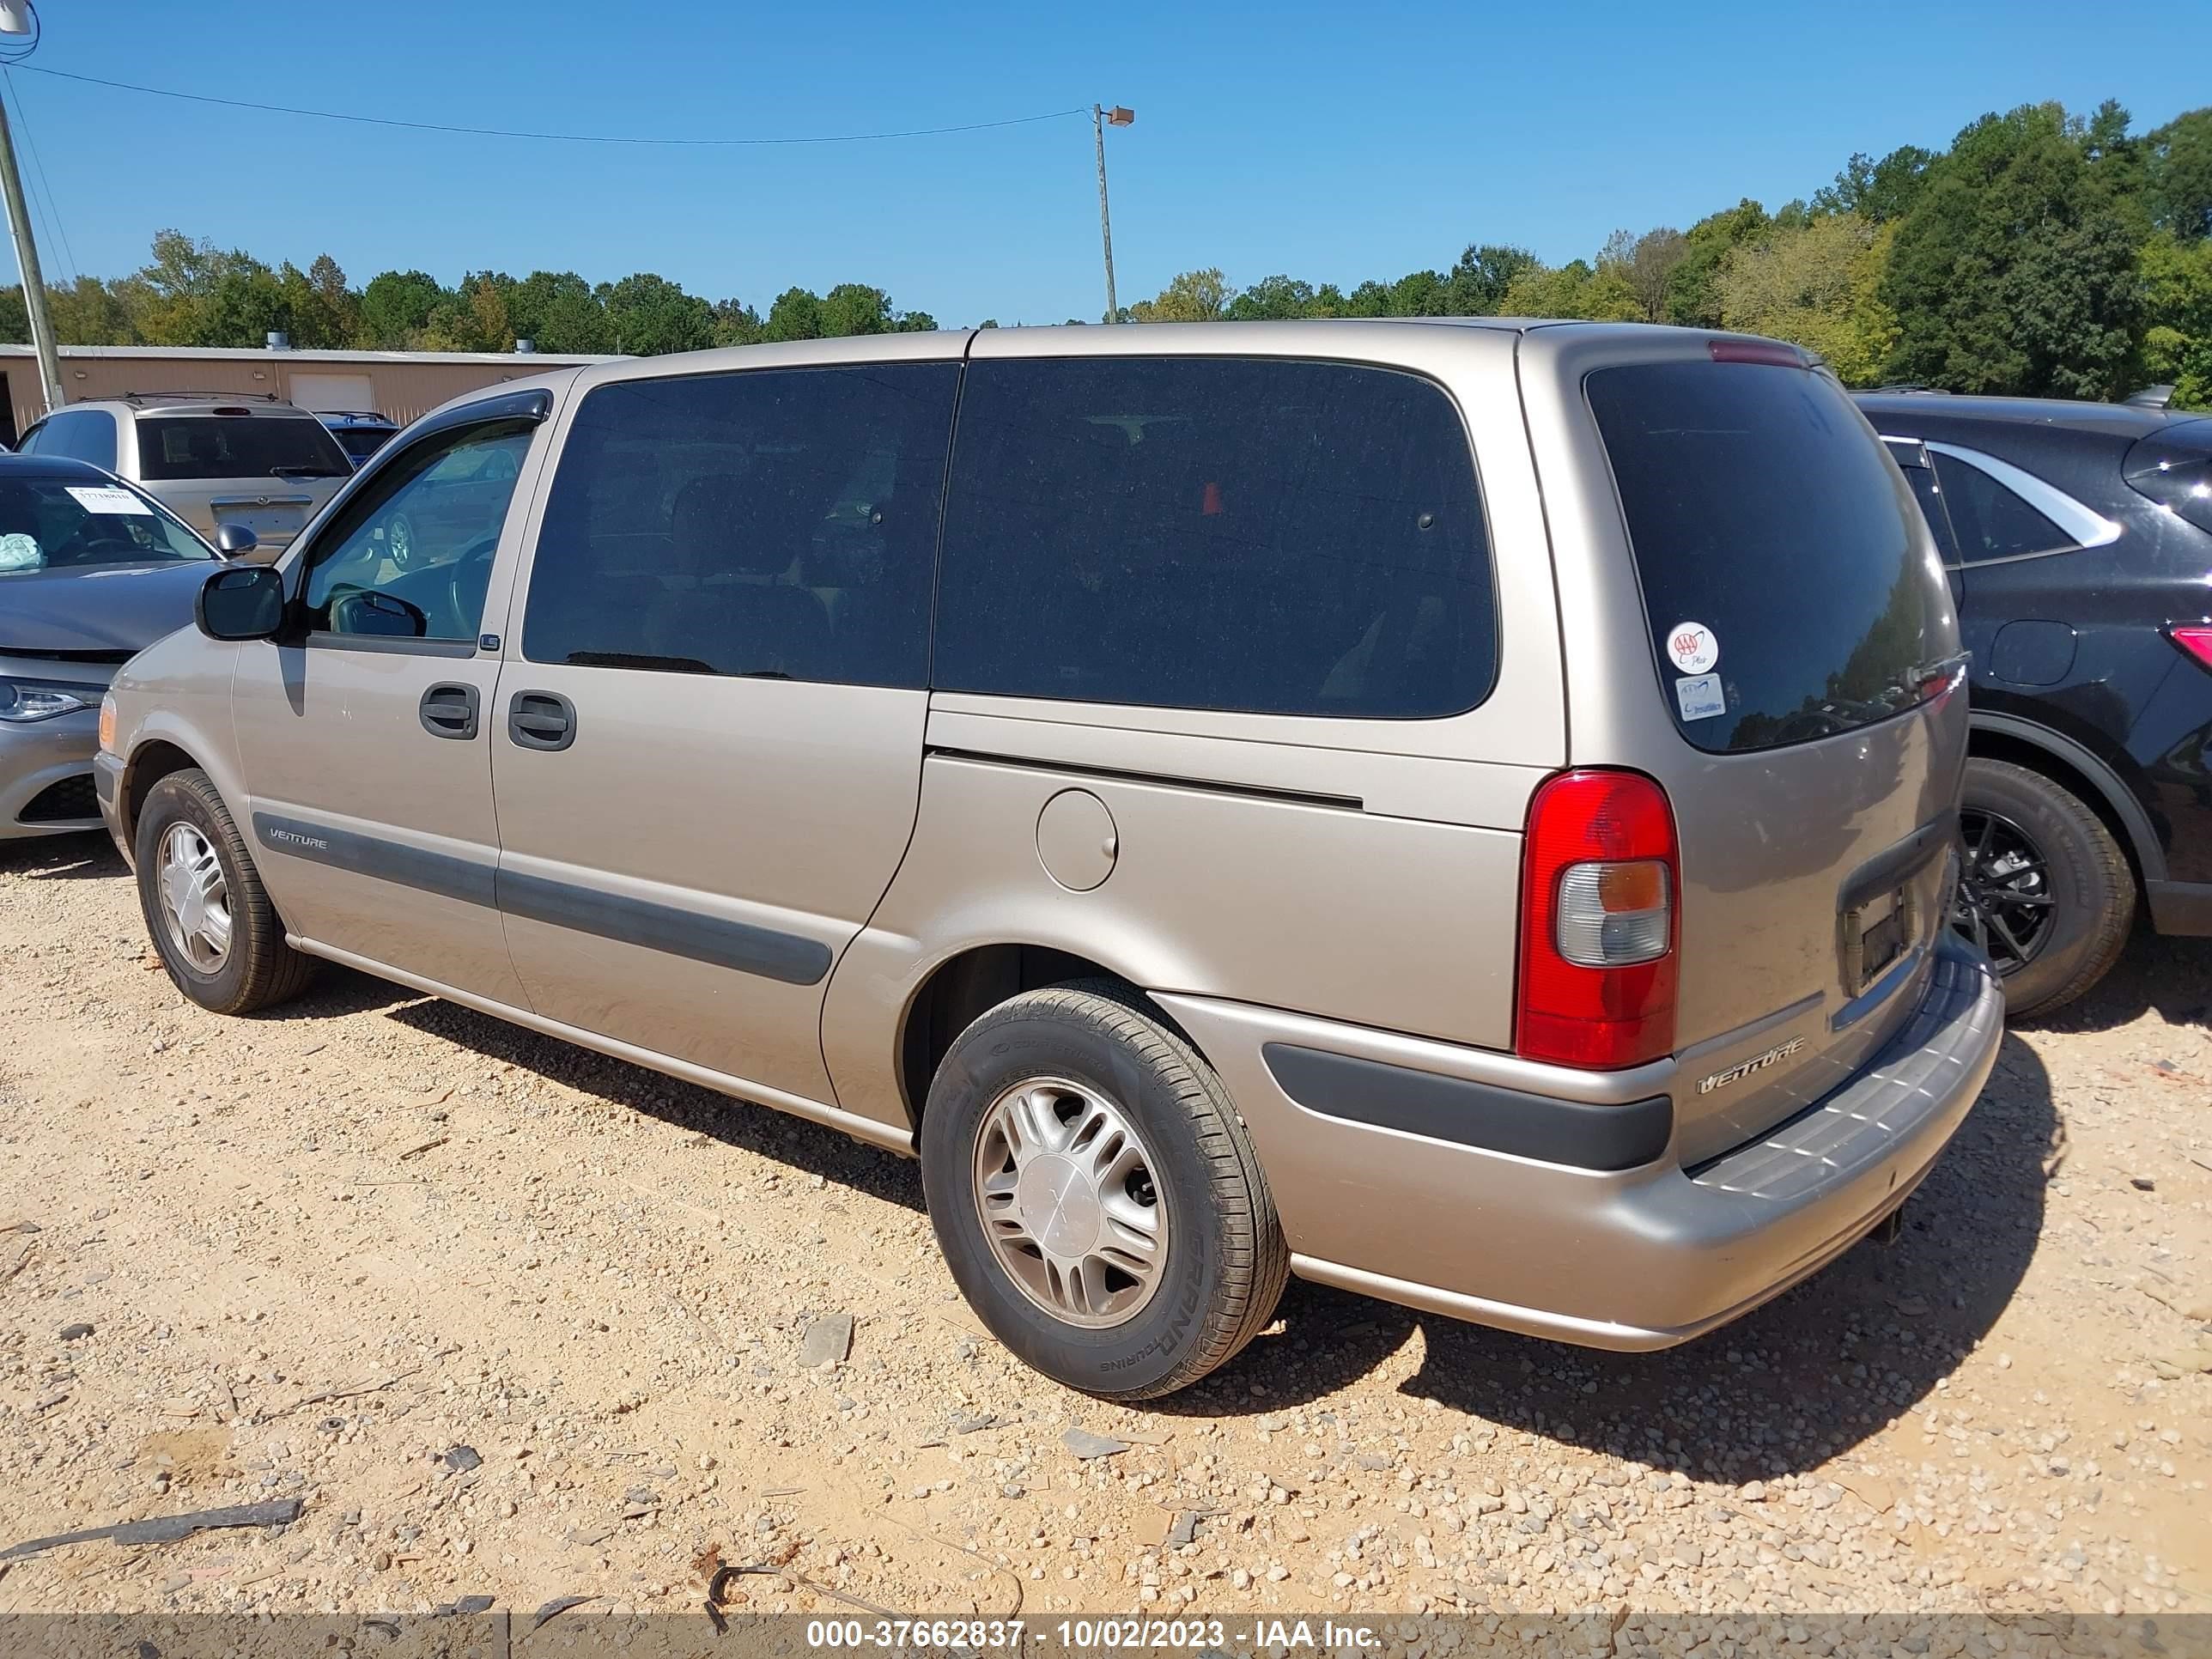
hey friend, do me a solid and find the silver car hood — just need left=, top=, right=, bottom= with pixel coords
left=0, top=560, right=215, bottom=654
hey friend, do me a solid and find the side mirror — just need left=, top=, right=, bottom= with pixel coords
left=328, top=590, right=428, bottom=638
left=196, top=564, right=285, bottom=642
left=212, top=522, right=259, bottom=560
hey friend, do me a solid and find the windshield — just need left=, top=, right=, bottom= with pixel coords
left=135, top=415, right=351, bottom=482
left=1588, top=360, right=1951, bottom=754
left=0, top=477, right=214, bottom=574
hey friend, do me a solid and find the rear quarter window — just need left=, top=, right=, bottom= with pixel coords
left=934, top=356, right=1496, bottom=719
left=1588, top=361, right=1947, bottom=754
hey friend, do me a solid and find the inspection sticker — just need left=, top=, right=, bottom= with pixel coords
left=1674, top=672, right=1728, bottom=722
left=65, top=485, right=153, bottom=516
left=1666, top=621, right=1719, bottom=674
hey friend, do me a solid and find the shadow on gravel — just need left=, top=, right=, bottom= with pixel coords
left=376, top=991, right=929, bottom=1216
left=2016, top=922, right=2212, bottom=1036
left=0, top=829, right=124, bottom=880
left=275, top=946, right=2054, bottom=1474
left=1167, top=1031, right=2057, bottom=1481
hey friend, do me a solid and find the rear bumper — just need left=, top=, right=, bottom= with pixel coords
left=1159, top=933, right=2003, bottom=1350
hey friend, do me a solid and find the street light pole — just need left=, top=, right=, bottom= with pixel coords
left=0, top=4, right=60, bottom=411
left=1092, top=104, right=1133, bottom=324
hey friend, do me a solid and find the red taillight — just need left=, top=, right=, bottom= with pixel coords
left=2168, top=625, right=2212, bottom=672
left=1516, top=769, right=1680, bottom=1070
left=1707, top=337, right=1805, bottom=368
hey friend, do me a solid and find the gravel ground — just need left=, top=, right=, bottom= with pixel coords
left=0, top=829, right=2206, bottom=1626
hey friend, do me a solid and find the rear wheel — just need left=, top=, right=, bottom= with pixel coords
left=920, top=981, right=1288, bottom=1400
left=134, top=769, right=314, bottom=1016
left=1952, top=757, right=2133, bottom=1018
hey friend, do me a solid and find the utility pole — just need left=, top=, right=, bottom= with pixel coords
left=0, top=7, right=60, bottom=412
left=1092, top=104, right=1133, bottom=324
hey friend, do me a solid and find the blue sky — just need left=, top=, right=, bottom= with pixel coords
left=6, top=0, right=2206, bottom=325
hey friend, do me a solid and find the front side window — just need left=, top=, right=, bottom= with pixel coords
left=933, top=356, right=1496, bottom=718
left=522, top=362, right=959, bottom=686
left=0, top=477, right=211, bottom=574
left=301, top=420, right=536, bottom=641
left=136, top=415, right=350, bottom=483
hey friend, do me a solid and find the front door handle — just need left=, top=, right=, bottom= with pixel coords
left=419, top=683, right=480, bottom=740
left=507, top=690, right=576, bottom=752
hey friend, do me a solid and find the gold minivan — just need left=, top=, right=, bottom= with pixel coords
left=96, top=322, right=2002, bottom=1398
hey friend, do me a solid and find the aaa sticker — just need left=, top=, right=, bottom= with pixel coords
left=1666, top=622, right=1719, bottom=675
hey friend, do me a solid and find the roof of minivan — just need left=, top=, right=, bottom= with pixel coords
left=1853, top=389, right=2191, bottom=440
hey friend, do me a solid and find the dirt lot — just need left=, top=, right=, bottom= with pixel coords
left=1, top=829, right=2208, bottom=1626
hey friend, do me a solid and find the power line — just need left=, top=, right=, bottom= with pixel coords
left=15, top=64, right=1088, bottom=148
left=4, top=70, right=76, bottom=289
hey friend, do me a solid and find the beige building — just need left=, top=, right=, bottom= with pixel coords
left=0, top=343, right=622, bottom=447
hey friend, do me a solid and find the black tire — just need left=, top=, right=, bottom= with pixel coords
left=1954, top=757, right=2133, bottom=1018
left=134, top=768, right=314, bottom=1016
left=919, top=981, right=1289, bottom=1400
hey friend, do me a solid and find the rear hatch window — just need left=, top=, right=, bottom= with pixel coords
left=135, top=416, right=351, bottom=482
left=1588, top=361, right=1948, bottom=753
left=2124, top=416, right=2212, bottom=534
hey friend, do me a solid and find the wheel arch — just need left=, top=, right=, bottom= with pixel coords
left=895, top=942, right=1204, bottom=1128
left=1967, top=712, right=2162, bottom=885
left=119, top=738, right=208, bottom=855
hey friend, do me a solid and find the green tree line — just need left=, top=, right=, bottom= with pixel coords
left=3, top=97, right=2206, bottom=406
left=1126, top=100, right=2212, bottom=408
left=0, top=234, right=938, bottom=358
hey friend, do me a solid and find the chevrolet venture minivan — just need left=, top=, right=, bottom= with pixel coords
left=97, top=322, right=2003, bottom=1399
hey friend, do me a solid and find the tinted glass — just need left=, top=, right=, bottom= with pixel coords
left=301, top=419, right=535, bottom=640
left=1902, top=466, right=1960, bottom=562
left=1588, top=361, right=1945, bottom=754
left=2124, top=417, right=2212, bottom=535
left=36, top=410, right=118, bottom=471
left=0, top=477, right=211, bottom=574
left=523, top=362, right=958, bottom=687
left=331, top=427, right=392, bottom=465
left=1932, top=453, right=2069, bottom=561
left=135, top=416, right=350, bottom=482
left=935, top=357, right=1494, bottom=718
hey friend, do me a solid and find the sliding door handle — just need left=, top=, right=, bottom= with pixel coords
left=507, top=690, right=577, bottom=751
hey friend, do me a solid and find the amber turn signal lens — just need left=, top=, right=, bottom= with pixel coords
left=1595, top=860, right=1668, bottom=914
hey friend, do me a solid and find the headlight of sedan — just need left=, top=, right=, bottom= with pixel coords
left=0, top=681, right=94, bottom=722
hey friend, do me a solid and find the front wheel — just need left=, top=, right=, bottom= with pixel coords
left=1951, top=757, right=2133, bottom=1018
left=134, top=768, right=315, bottom=1016
left=920, top=982, right=1288, bottom=1400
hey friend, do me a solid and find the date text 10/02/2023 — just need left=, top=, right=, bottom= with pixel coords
left=804, top=1620, right=1380, bottom=1651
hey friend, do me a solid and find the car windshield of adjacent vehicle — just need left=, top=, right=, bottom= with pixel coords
left=0, top=476, right=214, bottom=574
left=134, top=415, right=352, bottom=482
left=1588, top=359, right=1948, bottom=754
